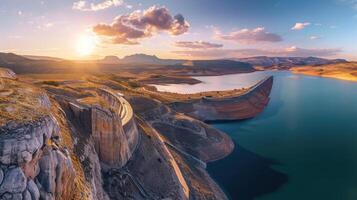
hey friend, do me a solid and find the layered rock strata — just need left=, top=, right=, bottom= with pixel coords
left=0, top=67, right=274, bottom=200
left=170, top=76, right=274, bottom=121
left=75, top=89, right=139, bottom=169
left=0, top=67, right=16, bottom=79
left=0, top=73, right=77, bottom=200
left=67, top=88, right=139, bottom=169
left=128, top=95, right=234, bottom=199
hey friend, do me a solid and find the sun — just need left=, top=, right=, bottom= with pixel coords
left=76, top=35, right=97, bottom=56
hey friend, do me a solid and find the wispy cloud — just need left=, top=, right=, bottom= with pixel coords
left=93, top=6, right=190, bottom=44
left=72, top=0, right=123, bottom=11
left=215, top=27, right=282, bottom=44
left=174, top=41, right=223, bottom=49
left=310, top=36, right=320, bottom=40
left=44, top=23, right=54, bottom=28
left=338, top=0, right=357, bottom=10
left=8, top=35, right=23, bottom=39
left=291, top=22, right=311, bottom=30
left=173, top=46, right=341, bottom=58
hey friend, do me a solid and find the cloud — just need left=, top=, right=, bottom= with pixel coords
left=93, top=6, right=190, bottom=44
left=174, top=41, right=223, bottom=49
left=215, top=27, right=282, bottom=44
left=338, top=0, right=357, bottom=10
left=173, top=46, right=341, bottom=58
left=73, top=0, right=123, bottom=11
left=291, top=22, right=311, bottom=30
left=310, top=36, right=320, bottom=40
left=44, top=23, right=54, bottom=28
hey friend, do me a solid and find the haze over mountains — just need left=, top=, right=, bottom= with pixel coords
left=97, top=54, right=348, bottom=67
left=237, top=56, right=347, bottom=68
left=0, top=52, right=349, bottom=75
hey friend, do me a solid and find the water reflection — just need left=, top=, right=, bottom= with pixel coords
left=151, top=71, right=272, bottom=93
left=207, top=142, right=288, bottom=200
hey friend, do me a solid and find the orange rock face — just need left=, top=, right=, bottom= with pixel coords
left=170, top=76, right=274, bottom=121
left=91, top=107, right=129, bottom=168
left=74, top=88, right=139, bottom=169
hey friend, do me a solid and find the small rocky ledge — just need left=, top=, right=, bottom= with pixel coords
left=0, top=67, right=16, bottom=79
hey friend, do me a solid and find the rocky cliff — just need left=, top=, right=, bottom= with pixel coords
left=128, top=95, right=234, bottom=199
left=0, top=67, right=16, bottom=79
left=0, top=75, right=82, bottom=200
left=72, top=88, right=139, bottom=169
left=170, top=76, right=274, bottom=121
left=0, top=67, right=274, bottom=200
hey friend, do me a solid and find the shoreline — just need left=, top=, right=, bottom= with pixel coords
left=290, top=63, right=357, bottom=83
left=291, top=70, right=357, bottom=82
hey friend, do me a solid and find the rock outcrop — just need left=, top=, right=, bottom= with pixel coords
left=0, top=67, right=274, bottom=200
left=0, top=67, right=16, bottom=79
left=0, top=73, right=77, bottom=200
left=68, top=88, right=139, bottom=169
left=128, top=95, right=234, bottom=199
left=170, top=76, right=274, bottom=121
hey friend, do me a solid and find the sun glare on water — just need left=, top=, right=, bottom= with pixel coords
left=76, top=35, right=97, bottom=56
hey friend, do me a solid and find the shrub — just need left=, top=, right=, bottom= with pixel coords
left=128, top=81, right=141, bottom=88
left=42, top=81, right=60, bottom=87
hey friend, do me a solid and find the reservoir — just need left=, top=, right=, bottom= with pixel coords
left=155, top=71, right=357, bottom=200
left=150, top=72, right=268, bottom=94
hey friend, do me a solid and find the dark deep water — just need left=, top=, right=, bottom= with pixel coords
left=206, top=71, right=357, bottom=200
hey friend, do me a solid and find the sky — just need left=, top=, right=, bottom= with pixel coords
left=0, top=0, right=357, bottom=60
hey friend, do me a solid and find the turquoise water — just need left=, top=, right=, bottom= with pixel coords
left=206, top=71, right=357, bottom=200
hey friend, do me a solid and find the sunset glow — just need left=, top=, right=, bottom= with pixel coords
left=75, top=35, right=97, bottom=56
left=1, top=0, right=357, bottom=60
left=1, top=1, right=357, bottom=200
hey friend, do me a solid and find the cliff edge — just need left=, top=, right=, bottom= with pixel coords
left=170, top=76, right=274, bottom=121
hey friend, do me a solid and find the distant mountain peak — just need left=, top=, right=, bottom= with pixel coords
left=0, top=52, right=31, bottom=63
left=120, top=53, right=180, bottom=65
left=101, top=55, right=121, bottom=64
left=122, top=54, right=160, bottom=62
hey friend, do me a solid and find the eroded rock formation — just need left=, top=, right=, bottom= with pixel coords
left=0, top=68, right=274, bottom=200
left=68, top=88, right=139, bottom=169
left=0, top=75, right=77, bottom=200
left=128, top=95, right=234, bottom=199
left=170, top=76, right=274, bottom=121
left=0, top=67, right=16, bottom=79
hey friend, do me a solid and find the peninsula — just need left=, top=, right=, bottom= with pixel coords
left=0, top=58, right=273, bottom=200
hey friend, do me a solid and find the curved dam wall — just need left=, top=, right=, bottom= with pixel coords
left=70, top=88, right=139, bottom=169
left=170, top=76, right=274, bottom=121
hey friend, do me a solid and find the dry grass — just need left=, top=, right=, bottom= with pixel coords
left=291, top=63, right=357, bottom=82
left=50, top=99, right=92, bottom=200
left=0, top=78, right=49, bottom=126
left=19, top=73, right=89, bottom=82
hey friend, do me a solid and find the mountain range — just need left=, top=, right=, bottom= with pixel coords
left=237, top=56, right=347, bottom=68
left=0, top=52, right=349, bottom=75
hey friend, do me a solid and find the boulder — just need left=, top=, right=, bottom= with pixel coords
left=27, top=180, right=40, bottom=200
left=0, top=167, right=27, bottom=195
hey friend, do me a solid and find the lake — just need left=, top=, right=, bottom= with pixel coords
left=155, top=71, right=357, bottom=200
left=150, top=72, right=269, bottom=94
